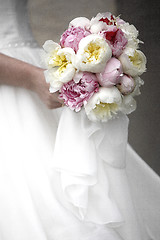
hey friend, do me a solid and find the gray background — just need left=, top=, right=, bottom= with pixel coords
left=28, top=0, right=160, bottom=175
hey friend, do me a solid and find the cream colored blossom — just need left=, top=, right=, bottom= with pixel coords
left=131, top=76, right=144, bottom=97
left=74, top=34, right=112, bottom=73
left=42, top=40, right=61, bottom=69
left=119, top=49, right=147, bottom=77
left=84, top=87, right=122, bottom=122
left=42, top=40, right=76, bottom=92
left=118, top=23, right=140, bottom=49
left=120, top=95, right=137, bottom=115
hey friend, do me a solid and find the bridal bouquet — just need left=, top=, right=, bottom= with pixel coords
left=42, top=12, right=146, bottom=122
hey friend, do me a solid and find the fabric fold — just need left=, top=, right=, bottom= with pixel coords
left=52, top=107, right=129, bottom=225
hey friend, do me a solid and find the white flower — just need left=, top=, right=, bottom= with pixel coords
left=44, top=69, right=63, bottom=93
left=119, top=23, right=138, bottom=40
left=119, top=76, right=143, bottom=115
left=131, top=76, right=144, bottom=96
left=42, top=40, right=61, bottom=69
left=74, top=34, right=112, bottom=73
left=90, top=12, right=115, bottom=34
left=119, top=49, right=147, bottom=77
left=118, top=23, right=140, bottom=49
left=84, top=87, right=122, bottom=122
left=44, top=64, right=76, bottom=93
left=42, top=40, right=76, bottom=92
left=69, top=17, right=90, bottom=30
left=120, top=95, right=137, bottom=115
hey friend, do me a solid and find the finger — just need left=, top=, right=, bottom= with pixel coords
left=58, top=99, right=64, bottom=104
left=52, top=102, right=64, bottom=109
left=50, top=92, right=64, bottom=104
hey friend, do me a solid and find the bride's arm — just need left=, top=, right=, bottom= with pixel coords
left=0, top=53, right=63, bottom=109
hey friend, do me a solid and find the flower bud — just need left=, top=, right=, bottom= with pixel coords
left=96, top=57, right=123, bottom=87
left=117, top=74, right=135, bottom=95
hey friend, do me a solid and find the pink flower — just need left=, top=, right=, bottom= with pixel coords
left=60, top=27, right=90, bottom=52
left=59, top=72, right=99, bottom=112
left=101, top=27, right=128, bottom=57
left=96, top=57, right=123, bottom=87
left=117, top=74, right=135, bottom=95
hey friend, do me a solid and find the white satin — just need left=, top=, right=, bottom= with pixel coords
left=0, top=0, right=160, bottom=239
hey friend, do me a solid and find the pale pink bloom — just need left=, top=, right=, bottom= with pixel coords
left=117, top=74, right=135, bottom=95
left=60, top=26, right=90, bottom=52
left=101, top=27, right=128, bottom=57
left=59, top=72, right=99, bottom=112
left=69, top=17, right=90, bottom=30
left=96, top=57, right=123, bottom=87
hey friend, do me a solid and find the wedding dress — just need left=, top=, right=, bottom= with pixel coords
left=0, top=0, right=160, bottom=240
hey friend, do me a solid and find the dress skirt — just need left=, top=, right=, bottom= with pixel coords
left=0, top=46, right=159, bottom=240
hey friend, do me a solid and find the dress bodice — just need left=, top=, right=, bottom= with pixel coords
left=0, top=0, right=37, bottom=49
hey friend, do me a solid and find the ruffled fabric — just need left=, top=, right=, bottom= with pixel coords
left=0, top=46, right=159, bottom=240
left=53, top=107, right=129, bottom=225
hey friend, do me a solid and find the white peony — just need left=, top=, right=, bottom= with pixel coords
left=120, top=95, right=137, bottom=115
left=44, top=64, right=76, bottom=93
left=131, top=76, right=144, bottom=97
left=119, top=23, right=138, bottom=39
left=119, top=49, right=147, bottom=77
left=69, top=17, right=90, bottom=30
left=42, top=40, right=76, bottom=92
left=74, top=34, right=112, bottom=73
left=90, top=12, right=115, bottom=34
left=42, top=40, right=61, bottom=69
left=84, top=87, right=122, bottom=122
left=118, top=23, right=140, bottom=49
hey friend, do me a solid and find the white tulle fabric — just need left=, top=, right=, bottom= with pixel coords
left=53, top=108, right=128, bottom=224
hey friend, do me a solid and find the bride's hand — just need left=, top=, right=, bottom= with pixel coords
left=0, top=54, right=63, bottom=109
left=0, top=53, right=63, bottom=109
left=31, top=68, right=63, bottom=109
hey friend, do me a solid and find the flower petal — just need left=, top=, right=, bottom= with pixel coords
left=84, top=87, right=122, bottom=122
left=57, top=47, right=75, bottom=63
left=43, top=40, right=60, bottom=53
left=69, top=17, right=91, bottom=30
left=119, top=49, right=147, bottom=77
left=74, top=34, right=112, bottom=73
left=44, top=69, right=63, bottom=92
left=120, top=95, right=137, bottom=114
left=96, top=57, right=123, bottom=87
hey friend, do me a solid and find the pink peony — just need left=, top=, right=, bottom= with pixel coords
left=96, top=57, right=123, bottom=87
left=59, top=72, right=99, bottom=112
left=101, top=27, right=128, bottom=57
left=117, top=74, right=135, bottom=95
left=60, top=26, right=90, bottom=52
